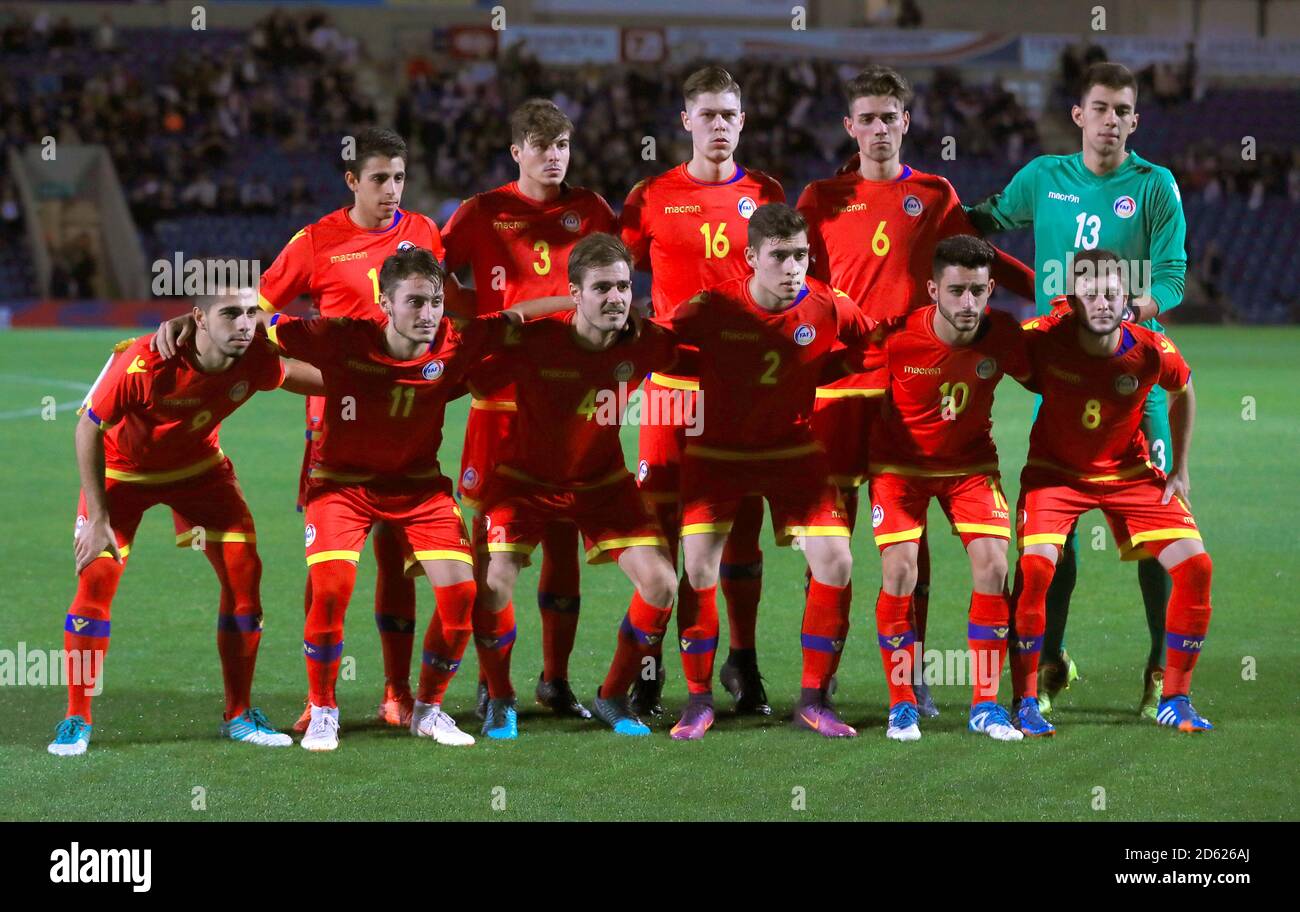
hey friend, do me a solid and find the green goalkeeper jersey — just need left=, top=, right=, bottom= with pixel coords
left=965, top=150, right=1187, bottom=328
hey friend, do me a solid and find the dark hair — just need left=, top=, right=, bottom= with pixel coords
left=510, top=98, right=574, bottom=149
left=195, top=290, right=257, bottom=311
left=746, top=203, right=807, bottom=249
left=568, top=232, right=632, bottom=286
left=1070, top=247, right=1128, bottom=294
left=844, top=64, right=913, bottom=110
left=378, top=246, right=444, bottom=300
left=683, top=65, right=742, bottom=108
left=1079, top=62, right=1138, bottom=104
left=345, top=126, right=408, bottom=178
left=932, top=235, right=996, bottom=278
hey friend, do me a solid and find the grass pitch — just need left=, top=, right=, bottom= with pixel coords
left=0, top=326, right=1297, bottom=821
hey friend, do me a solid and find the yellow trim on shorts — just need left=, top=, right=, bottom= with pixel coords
left=584, top=535, right=668, bottom=563
left=470, top=398, right=517, bottom=412
left=1018, top=533, right=1068, bottom=548
left=306, top=549, right=362, bottom=566
left=681, top=521, right=733, bottom=537
left=873, top=527, right=925, bottom=546
left=869, top=462, right=999, bottom=478
left=951, top=523, right=1010, bottom=538
left=781, top=526, right=851, bottom=539
left=686, top=441, right=821, bottom=461
left=95, top=544, right=131, bottom=560
left=105, top=450, right=225, bottom=485
left=815, top=387, right=884, bottom=399
left=648, top=372, right=699, bottom=391
left=410, top=550, right=474, bottom=564
left=175, top=530, right=255, bottom=546
left=480, top=542, right=538, bottom=555
left=1025, top=458, right=1153, bottom=483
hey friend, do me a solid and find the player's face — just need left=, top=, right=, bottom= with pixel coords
left=381, top=276, right=444, bottom=343
left=1072, top=271, right=1127, bottom=335
left=746, top=232, right=809, bottom=304
left=512, top=132, right=570, bottom=187
left=930, top=265, right=992, bottom=333
left=346, top=155, right=406, bottom=220
left=572, top=261, right=633, bottom=333
left=1072, top=86, right=1138, bottom=157
left=682, top=91, right=744, bottom=164
left=844, top=95, right=909, bottom=165
left=196, top=299, right=261, bottom=358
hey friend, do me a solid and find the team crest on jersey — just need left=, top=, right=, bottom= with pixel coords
left=737, top=196, right=757, bottom=219
left=422, top=360, right=445, bottom=381
left=637, top=459, right=650, bottom=483
left=228, top=380, right=250, bottom=402
left=1114, top=373, right=1140, bottom=395
left=561, top=210, right=582, bottom=232
left=397, top=240, right=415, bottom=251
left=462, top=467, right=479, bottom=490
left=613, top=360, right=635, bottom=383
left=975, top=358, right=997, bottom=380
left=305, top=524, right=317, bottom=547
left=1113, top=195, right=1137, bottom=219
left=793, top=323, right=816, bottom=346
left=902, top=194, right=924, bottom=217
left=871, top=504, right=884, bottom=528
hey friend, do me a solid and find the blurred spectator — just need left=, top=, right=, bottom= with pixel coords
left=181, top=172, right=218, bottom=211
left=898, top=0, right=924, bottom=28
left=94, top=14, right=115, bottom=53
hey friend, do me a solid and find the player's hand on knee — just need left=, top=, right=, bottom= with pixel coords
left=151, top=314, right=196, bottom=358
left=75, top=519, right=121, bottom=574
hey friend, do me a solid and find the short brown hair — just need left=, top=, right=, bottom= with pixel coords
left=683, top=65, right=742, bottom=108
left=1079, top=62, right=1138, bottom=104
left=933, top=235, right=996, bottom=278
left=378, top=246, right=445, bottom=300
left=1071, top=247, right=1129, bottom=295
left=510, top=98, right=574, bottom=149
left=844, top=64, right=912, bottom=110
left=568, top=233, right=632, bottom=286
left=747, top=203, right=807, bottom=249
left=346, top=126, right=407, bottom=178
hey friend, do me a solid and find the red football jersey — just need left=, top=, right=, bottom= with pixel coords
left=1023, top=313, right=1191, bottom=479
left=268, top=313, right=509, bottom=482
left=621, top=163, right=785, bottom=320
left=84, top=334, right=284, bottom=481
left=257, top=206, right=446, bottom=319
left=469, top=313, right=679, bottom=487
left=798, top=163, right=1035, bottom=391
left=658, top=275, right=873, bottom=455
left=441, top=182, right=617, bottom=316
left=870, top=305, right=1030, bottom=474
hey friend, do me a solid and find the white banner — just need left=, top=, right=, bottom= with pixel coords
left=533, top=0, right=792, bottom=18
left=1198, top=38, right=1300, bottom=77
left=664, top=28, right=1018, bottom=64
left=498, top=25, right=621, bottom=64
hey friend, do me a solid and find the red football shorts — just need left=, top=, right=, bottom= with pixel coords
left=458, top=398, right=518, bottom=508
left=868, top=471, right=1011, bottom=551
left=295, top=394, right=327, bottom=510
left=302, top=478, right=473, bottom=571
left=75, top=456, right=257, bottom=560
left=634, top=374, right=701, bottom=504
left=680, top=449, right=847, bottom=547
left=1016, top=464, right=1202, bottom=560
left=812, top=385, right=882, bottom=490
left=475, top=471, right=667, bottom=565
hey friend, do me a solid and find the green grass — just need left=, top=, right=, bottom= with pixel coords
left=1, top=326, right=1297, bottom=821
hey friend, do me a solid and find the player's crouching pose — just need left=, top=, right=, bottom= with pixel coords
left=659, top=203, right=874, bottom=740
left=866, top=236, right=1026, bottom=743
left=467, top=234, right=680, bottom=738
left=266, top=247, right=543, bottom=751
left=1010, top=249, right=1214, bottom=736
left=50, top=292, right=323, bottom=756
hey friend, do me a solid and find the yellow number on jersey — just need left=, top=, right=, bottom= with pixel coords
left=389, top=385, right=415, bottom=418
left=939, top=381, right=969, bottom=417
left=367, top=267, right=380, bottom=305
left=759, top=350, right=781, bottom=385
left=1081, top=398, right=1101, bottom=429
left=190, top=409, right=213, bottom=431
left=533, top=240, right=551, bottom=276
left=577, top=388, right=599, bottom=420
left=700, top=222, right=730, bottom=259
left=871, top=220, right=890, bottom=257
left=986, top=476, right=1009, bottom=511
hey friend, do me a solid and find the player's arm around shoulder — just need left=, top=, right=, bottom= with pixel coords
left=964, top=156, right=1041, bottom=234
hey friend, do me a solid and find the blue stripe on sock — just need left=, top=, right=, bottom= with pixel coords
left=65, top=614, right=110, bottom=638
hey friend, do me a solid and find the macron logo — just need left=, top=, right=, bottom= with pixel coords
left=50, top=843, right=151, bottom=893
left=1047, top=191, right=1082, bottom=204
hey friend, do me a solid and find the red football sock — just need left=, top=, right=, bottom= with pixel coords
left=305, top=560, right=356, bottom=708
left=721, top=497, right=763, bottom=651
left=417, top=579, right=477, bottom=705
left=828, top=582, right=852, bottom=678
left=602, top=590, right=673, bottom=696
left=801, top=579, right=849, bottom=690
left=968, top=590, right=1011, bottom=705
left=1009, top=554, right=1055, bottom=701
left=677, top=579, right=719, bottom=695
left=63, top=557, right=123, bottom=723
left=1161, top=552, right=1213, bottom=697
left=875, top=589, right=916, bottom=706
left=207, top=542, right=264, bottom=720
left=372, top=524, right=416, bottom=692
left=538, top=522, right=583, bottom=680
left=912, top=529, right=932, bottom=643
left=473, top=598, right=517, bottom=699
